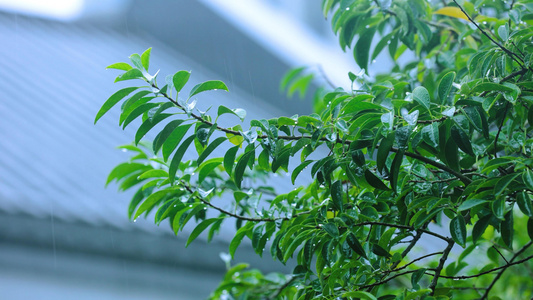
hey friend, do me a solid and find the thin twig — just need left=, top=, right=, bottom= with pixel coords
left=450, top=0, right=525, bottom=69
left=438, top=253, right=533, bottom=280
left=480, top=241, right=533, bottom=299
left=179, top=180, right=309, bottom=222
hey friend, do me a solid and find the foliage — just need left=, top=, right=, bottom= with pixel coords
left=95, top=0, right=533, bottom=299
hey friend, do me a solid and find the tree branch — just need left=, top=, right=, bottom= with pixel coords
left=438, top=253, right=533, bottom=280
left=429, top=239, right=454, bottom=295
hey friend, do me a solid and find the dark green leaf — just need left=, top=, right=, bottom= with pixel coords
left=450, top=215, right=466, bottom=247
left=389, top=151, right=404, bottom=192
left=162, top=124, right=194, bottom=161
left=224, top=146, right=240, bottom=176
left=95, top=87, right=139, bottom=124
left=330, top=180, right=343, bottom=212
left=346, top=232, right=367, bottom=259
left=153, top=120, right=186, bottom=154
left=364, top=170, right=390, bottom=191
left=492, top=197, right=506, bottom=220
left=292, top=160, right=314, bottom=184
left=501, top=211, right=514, bottom=249
left=517, top=192, right=533, bottom=217
left=458, top=199, right=488, bottom=211
left=451, top=125, right=475, bottom=156
left=377, top=133, right=394, bottom=172
left=197, top=137, right=227, bottom=165
left=473, top=214, right=491, bottom=242
left=168, top=134, right=196, bottom=185
left=354, top=27, right=376, bottom=71
left=189, top=80, right=229, bottom=99
left=233, top=150, right=255, bottom=189
left=528, top=218, right=533, bottom=241
left=372, top=244, right=392, bottom=258
left=494, top=173, right=520, bottom=196
left=523, top=170, right=533, bottom=191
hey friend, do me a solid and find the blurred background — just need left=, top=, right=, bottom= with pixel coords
left=0, top=0, right=366, bottom=299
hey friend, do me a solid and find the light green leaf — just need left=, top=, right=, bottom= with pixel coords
left=186, top=218, right=223, bottom=247
left=438, top=71, right=455, bottom=104
left=168, top=134, right=196, bottom=185
left=412, top=86, right=431, bottom=111
left=172, top=70, right=191, bottom=93
left=140, top=47, right=152, bottom=71
left=162, top=124, right=194, bottom=161
left=134, top=189, right=170, bottom=220
left=95, top=87, right=139, bottom=124
left=106, top=62, right=132, bottom=71
left=115, top=68, right=144, bottom=82
left=153, top=120, right=186, bottom=154
left=229, top=222, right=254, bottom=259
left=217, top=105, right=246, bottom=121
left=189, top=80, right=229, bottom=99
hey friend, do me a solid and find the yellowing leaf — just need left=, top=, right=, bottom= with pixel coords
left=226, top=133, right=244, bottom=146
left=434, top=7, right=469, bottom=21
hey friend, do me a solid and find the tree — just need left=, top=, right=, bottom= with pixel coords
left=95, top=0, right=533, bottom=299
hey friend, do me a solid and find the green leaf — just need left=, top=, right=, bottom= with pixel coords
left=288, top=74, right=314, bottom=98
left=122, top=103, right=159, bottom=129
left=501, top=211, right=514, bottom=249
left=377, top=133, right=394, bottom=172
left=198, top=158, right=223, bottom=183
left=471, top=82, right=516, bottom=94
left=523, top=169, right=533, bottom=191
left=412, top=86, right=431, bottom=111
left=364, top=170, right=390, bottom=191
left=450, top=215, right=466, bottom=247
left=168, top=134, right=196, bottom=185
left=138, top=169, right=168, bottom=179
left=172, top=70, right=191, bottom=93
left=233, top=150, right=255, bottom=189
left=438, top=71, right=456, bottom=104
left=341, top=291, right=377, bottom=300
left=162, top=124, right=194, bottom=161
left=153, top=120, right=186, bottom=154
left=280, top=67, right=305, bottom=91
left=517, top=192, right=533, bottom=217
left=224, top=146, right=240, bottom=176
left=114, top=68, right=145, bottom=83
left=346, top=232, right=367, bottom=259
left=451, top=125, right=475, bottom=156
left=473, top=214, right=491, bottom=242
left=134, top=189, right=170, bottom=220
left=95, top=87, right=139, bottom=124
left=140, top=48, right=152, bottom=71
left=189, top=80, right=229, bottom=99
left=528, top=218, right=533, bottom=241
left=492, top=197, right=506, bottom=220
left=422, top=123, right=439, bottom=149
left=389, top=151, right=404, bottom=192
left=291, top=160, right=314, bottom=184
left=217, top=105, right=246, bottom=121
left=494, top=173, right=520, bottom=196
left=186, top=218, right=223, bottom=247
left=197, top=137, right=227, bottom=165
left=372, top=244, right=392, bottom=258
left=354, top=27, right=376, bottom=71
left=106, top=162, right=150, bottom=186
left=322, top=223, right=339, bottom=238
left=106, top=62, right=132, bottom=71
left=330, top=180, right=343, bottom=212
left=458, top=199, right=488, bottom=211
left=135, top=113, right=173, bottom=145
left=229, top=222, right=253, bottom=259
